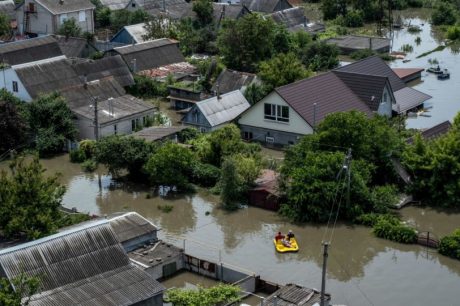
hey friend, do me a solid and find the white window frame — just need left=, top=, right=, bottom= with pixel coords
left=59, top=14, right=68, bottom=23
left=264, top=103, right=289, bottom=123
left=265, top=136, right=275, bottom=143
left=78, top=10, right=86, bottom=22
left=12, top=81, right=18, bottom=92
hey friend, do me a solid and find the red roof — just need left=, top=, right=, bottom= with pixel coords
left=252, top=169, right=279, bottom=195
left=392, top=68, right=424, bottom=79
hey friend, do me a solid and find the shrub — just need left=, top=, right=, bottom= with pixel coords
left=438, top=229, right=460, bottom=260
left=69, top=148, right=86, bottom=163
left=373, top=219, right=417, bottom=244
left=57, top=212, right=91, bottom=228
left=79, top=139, right=97, bottom=159
left=350, top=49, right=375, bottom=60
left=407, top=25, right=422, bottom=33
left=401, top=44, right=414, bottom=52
left=81, top=159, right=97, bottom=172
left=191, top=162, right=220, bottom=187
left=415, top=36, right=421, bottom=45
left=431, top=3, right=456, bottom=26
left=157, top=204, right=174, bottom=213
left=355, top=213, right=400, bottom=227
left=447, top=26, right=460, bottom=41
left=126, top=75, right=168, bottom=98
left=344, top=10, right=364, bottom=27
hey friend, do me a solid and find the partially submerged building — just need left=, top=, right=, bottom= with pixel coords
left=132, top=126, right=188, bottom=142
left=326, top=35, right=391, bottom=54
left=182, top=89, right=250, bottom=132
left=264, top=283, right=331, bottom=306
left=0, top=219, right=165, bottom=306
left=248, top=169, right=280, bottom=211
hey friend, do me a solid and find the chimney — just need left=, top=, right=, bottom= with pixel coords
left=59, top=0, right=64, bottom=4
left=108, top=97, right=114, bottom=117
left=131, top=58, right=137, bottom=73
left=216, top=84, right=220, bottom=99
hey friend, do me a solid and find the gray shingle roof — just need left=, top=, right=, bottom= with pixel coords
left=275, top=72, right=372, bottom=126
left=35, top=0, right=95, bottom=14
left=333, top=70, right=388, bottom=111
left=213, top=3, right=248, bottom=21
left=326, top=35, right=391, bottom=53
left=99, top=0, right=130, bottom=10
left=195, top=90, right=250, bottom=127
left=242, top=0, right=291, bottom=13
left=138, top=0, right=193, bottom=19
left=54, top=35, right=96, bottom=58
left=269, top=7, right=307, bottom=28
left=211, top=69, right=256, bottom=95
left=392, top=87, right=432, bottom=113
left=113, top=38, right=185, bottom=71
left=118, top=23, right=148, bottom=44
left=109, top=212, right=158, bottom=244
left=0, top=36, right=63, bottom=65
left=336, top=56, right=405, bottom=91
left=0, top=220, right=164, bottom=306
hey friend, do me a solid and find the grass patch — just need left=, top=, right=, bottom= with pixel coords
left=416, top=45, right=446, bottom=58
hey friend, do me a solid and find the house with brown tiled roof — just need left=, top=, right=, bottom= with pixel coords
left=238, top=56, right=431, bottom=146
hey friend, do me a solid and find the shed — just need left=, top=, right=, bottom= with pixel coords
left=132, top=126, right=188, bottom=142
left=326, top=35, right=391, bottom=54
left=211, top=69, right=256, bottom=95
left=111, top=38, right=185, bottom=72
left=111, top=22, right=148, bottom=45
left=264, top=283, right=331, bottom=306
left=392, top=67, right=424, bottom=83
left=181, top=89, right=250, bottom=132
left=0, top=220, right=165, bottom=306
left=248, top=169, right=280, bottom=211
left=54, top=35, right=99, bottom=58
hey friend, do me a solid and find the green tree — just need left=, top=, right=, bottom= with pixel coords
left=402, top=115, right=460, bottom=207
left=0, top=157, right=65, bottom=239
left=57, top=18, right=82, bottom=38
left=299, top=41, right=339, bottom=71
left=321, top=0, right=348, bottom=20
left=110, top=10, right=148, bottom=32
left=244, top=83, right=269, bottom=105
left=193, top=0, right=213, bottom=27
left=0, top=274, right=40, bottom=306
left=26, top=93, right=77, bottom=156
left=220, top=157, right=241, bottom=210
left=217, top=14, right=277, bottom=72
left=432, top=2, right=457, bottom=25
left=142, top=15, right=176, bottom=41
left=280, top=150, right=374, bottom=222
left=0, top=92, right=28, bottom=154
left=0, top=12, right=11, bottom=37
left=258, top=52, right=312, bottom=91
left=95, top=135, right=157, bottom=177
left=165, top=284, right=240, bottom=306
left=144, top=142, right=195, bottom=190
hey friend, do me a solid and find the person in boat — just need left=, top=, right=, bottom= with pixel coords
left=282, top=238, right=292, bottom=248
left=275, top=232, right=285, bottom=242
left=286, top=230, right=295, bottom=241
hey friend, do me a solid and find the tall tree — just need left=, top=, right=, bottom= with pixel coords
left=0, top=12, right=10, bottom=37
left=57, top=18, right=82, bottom=38
left=193, top=0, right=213, bottom=27
left=142, top=15, right=175, bottom=41
left=26, top=93, right=77, bottom=156
left=165, top=284, right=240, bottom=306
left=217, top=14, right=277, bottom=72
left=299, top=41, right=339, bottom=71
left=0, top=274, right=40, bottom=306
left=0, top=157, right=65, bottom=240
left=0, top=91, right=28, bottom=154
left=258, top=52, right=312, bottom=91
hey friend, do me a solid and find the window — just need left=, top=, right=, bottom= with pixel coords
left=142, top=116, right=146, bottom=125
left=114, top=124, right=117, bottom=135
left=383, top=93, right=388, bottom=102
left=59, top=14, right=67, bottom=23
left=265, top=136, right=275, bottom=143
left=12, top=81, right=18, bottom=92
left=200, top=127, right=207, bottom=133
left=78, top=10, right=85, bottom=22
left=131, top=119, right=136, bottom=131
left=264, top=103, right=289, bottom=122
left=131, top=2, right=136, bottom=7
left=28, top=3, right=35, bottom=12
left=243, top=131, right=253, bottom=140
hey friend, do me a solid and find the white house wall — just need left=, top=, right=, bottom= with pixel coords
left=55, top=10, right=94, bottom=34
left=238, top=92, right=313, bottom=134
left=17, top=0, right=54, bottom=34
left=377, top=84, right=394, bottom=117
left=0, top=68, right=32, bottom=101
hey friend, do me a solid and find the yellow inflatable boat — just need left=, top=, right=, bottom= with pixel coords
left=274, top=238, right=299, bottom=253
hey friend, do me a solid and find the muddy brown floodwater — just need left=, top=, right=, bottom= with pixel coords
left=3, top=154, right=455, bottom=306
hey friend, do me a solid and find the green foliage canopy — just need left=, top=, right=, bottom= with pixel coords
left=0, top=274, right=40, bottom=306
left=57, top=18, right=82, bottom=38
left=165, top=284, right=240, bottom=306
left=299, top=41, right=339, bottom=71
left=0, top=91, right=28, bottom=154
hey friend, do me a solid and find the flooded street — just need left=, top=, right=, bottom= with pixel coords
left=14, top=154, right=459, bottom=306
left=389, top=9, right=460, bottom=128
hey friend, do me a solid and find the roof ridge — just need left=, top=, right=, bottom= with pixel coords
left=333, top=70, right=389, bottom=80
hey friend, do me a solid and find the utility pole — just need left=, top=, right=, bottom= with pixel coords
left=320, top=241, right=329, bottom=306
left=92, top=96, right=99, bottom=141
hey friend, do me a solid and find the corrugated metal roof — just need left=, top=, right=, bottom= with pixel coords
left=195, top=90, right=250, bottom=127
left=211, top=69, right=256, bottom=95
left=392, top=67, right=424, bottom=79
left=326, top=35, right=390, bottom=52
left=109, top=212, right=158, bottom=244
left=333, top=70, right=388, bottom=111
left=35, top=0, right=95, bottom=14
left=264, top=284, right=329, bottom=306
left=114, top=38, right=184, bottom=71
left=275, top=72, right=372, bottom=127
left=0, top=220, right=164, bottom=306
left=336, top=56, right=405, bottom=92
left=392, top=87, right=431, bottom=113
left=99, top=0, right=130, bottom=10
left=54, top=35, right=95, bottom=58
left=269, top=7, right=307, bottom=28
left=132, top=126, right=188, bottom=141
left=212, top=3, right=247, bottom=21
left=242, top=0, right=292, bottom=13
left=0, top=36, right=63, bottom=66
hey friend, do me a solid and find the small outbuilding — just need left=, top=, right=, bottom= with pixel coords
left=392, top=67, right=424, bottom=83
left=326, top=35, right=391, bottom=54
left=264, top=283, right=331, bottom=306
left=132, top=126, right=188, bottom=142
left=248, top=169, right=280, bottom=211
left=211, top=69, right=257, bottom=95
left=181, top=89, right=250, bottom=132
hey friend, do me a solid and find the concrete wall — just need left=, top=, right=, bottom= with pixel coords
left=239, top=125, right=304, bottom=147
left=142, top=255, right=184, bottom=280
left=132, top=294, right=163, bottom=306
left=0, top=68, right=32, bottom=101
left=123, top=233, right=158, bottom=253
